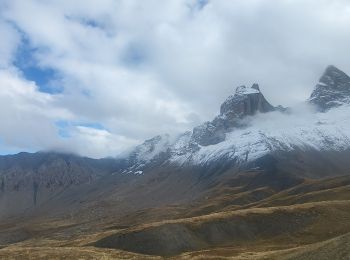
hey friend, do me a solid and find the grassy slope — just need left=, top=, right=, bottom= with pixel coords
left=1, top=175, right=350, bottom=259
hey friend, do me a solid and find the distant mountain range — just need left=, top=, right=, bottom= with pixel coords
left=1, top=65, right=350, bottom=258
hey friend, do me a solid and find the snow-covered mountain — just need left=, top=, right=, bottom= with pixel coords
left=1, top=65, right=350, bottom=228
left=124, top=65, right=350, bottom=174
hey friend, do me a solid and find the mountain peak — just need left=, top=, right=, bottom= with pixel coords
left=190, top=84, right=276, bottom=146
left=251, top=83, right=260, bottom=91
left=235, top=85, right=260, bottom=96
left=320, top=65, right=350, bottom=86
left=309, top=65, right=350, bottom=111
left=220, top=84, right=274, bottom=116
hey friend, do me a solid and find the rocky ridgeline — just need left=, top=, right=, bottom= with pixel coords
left=126, top=65, right=350, bottom=171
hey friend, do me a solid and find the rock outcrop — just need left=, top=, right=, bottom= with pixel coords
left=191, top=84, right=276, bottom=146
left=309, top=65, right=350, bottom=111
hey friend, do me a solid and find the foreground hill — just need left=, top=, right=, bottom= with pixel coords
left=0, top=174, right=349, bottom=259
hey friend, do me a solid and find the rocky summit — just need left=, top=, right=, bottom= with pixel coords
left=191, top=83, right=279, bottom=146
left=309, top=65, right=350, bottom=111
left=220, top=83, right=275, bottom=116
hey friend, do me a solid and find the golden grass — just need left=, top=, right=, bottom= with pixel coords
left=0, top=246, right=160, bottom=260
left=1, top=176, right=350, bottom=259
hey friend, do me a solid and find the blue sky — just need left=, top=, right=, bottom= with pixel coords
left=11, top=33, right=61, bottom=93
left=0, top=0, right=350, bottom=158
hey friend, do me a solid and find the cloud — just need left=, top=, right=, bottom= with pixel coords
left=0, top=0, right=350, bottom=157
left=0, top=20, right=20, bottom=68
left=0, top=68, right=138, bottom=158
left=0, top=69, right=69, bottom=151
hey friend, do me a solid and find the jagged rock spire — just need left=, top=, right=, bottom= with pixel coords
left=192, top=84, right=276, bottom=146
left=309, top=65, right=350, bottom=111
left=220, top=84, right=275, bottom=117
left=251, top=83, right=260, bottom=91
left=319, top=65, right=350, bottom=88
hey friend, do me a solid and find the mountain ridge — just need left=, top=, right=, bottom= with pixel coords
left=120, top=65, right=350, bottom=175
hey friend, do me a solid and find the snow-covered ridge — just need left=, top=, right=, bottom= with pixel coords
left=126, top=104, right=350, bottom=170
left=123, top=66, right=350, bottom=172
left=128, top=134, right=171, bottom=163
left=171, top=104, right=350, bottom=165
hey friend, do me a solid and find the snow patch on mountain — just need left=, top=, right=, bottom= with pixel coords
left=169, top=104, right=350, bottom=166
left=128, top=134, right=171, bottom=164
left=235, top=85, right=260, bottom=95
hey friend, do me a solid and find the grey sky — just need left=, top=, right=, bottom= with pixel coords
left=0, top=0, right=349, bottom=158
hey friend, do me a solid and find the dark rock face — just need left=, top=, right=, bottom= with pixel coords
left=220, top=84, right=275, bottom=117
left=192, top=119, right=227, bottom=146
left=0, top=152, right=123, bottom=211
left=191, top=84, right=276, bottom=146
left=309, top=65, right=350, bottom=111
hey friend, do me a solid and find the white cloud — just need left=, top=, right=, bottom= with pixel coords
left=0, top=68, right=137, bottom=158
left=56, top=125, right=138, bottom=158
left=0, top=69, right=68, bottom=150
left=0, top=21, right=20, bottom=68
left=0, top=0, right=350, bottom=157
